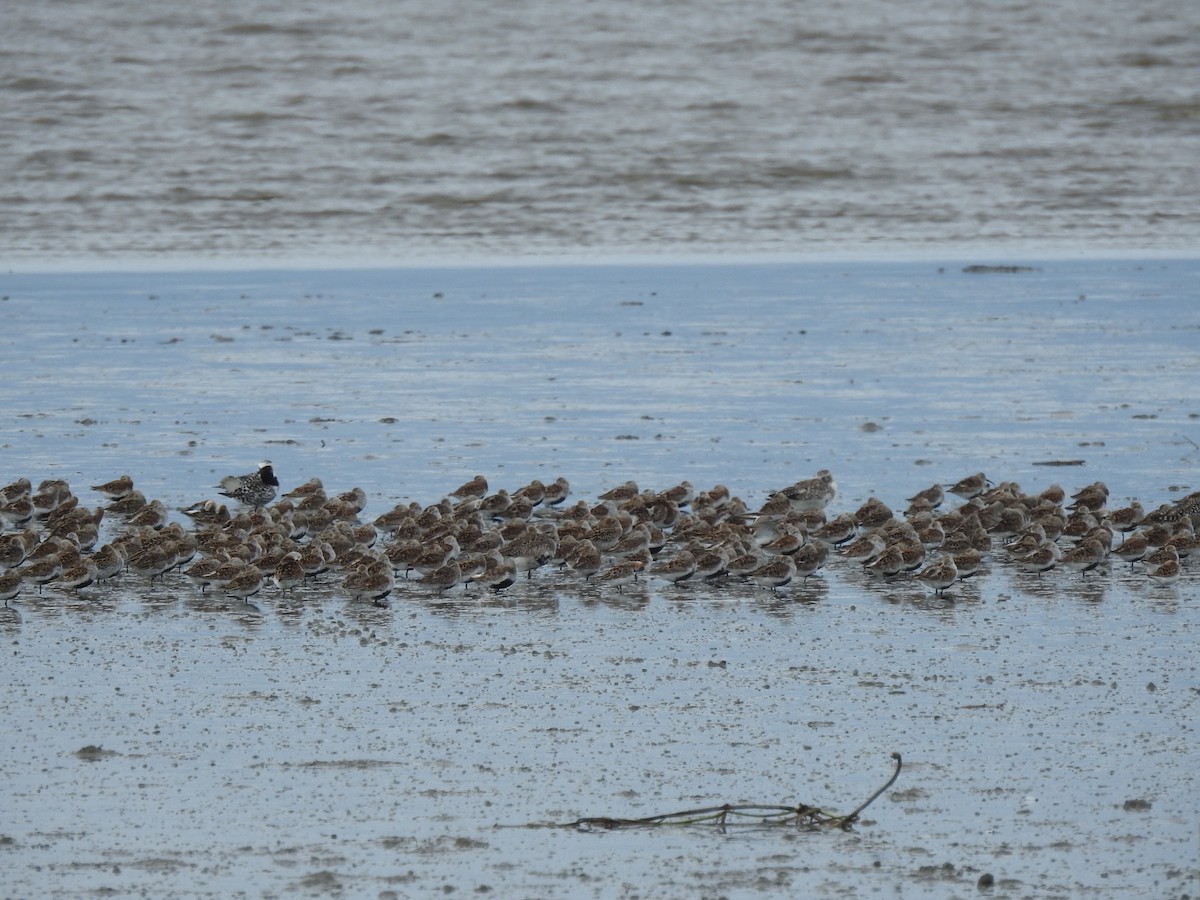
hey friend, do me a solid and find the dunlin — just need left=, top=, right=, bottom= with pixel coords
left=472, top=552, right=517, bottom=592
left=1113, top=533, right=1149, bottom=568
left=567, top=539, right=603, bottom=579
left=0, top=534, right=28, bottom=568
left=449, top=474, right=488, bottom=501
left=224, top=566, right=265, bottom=602
left=1146, top=555, right=1181, bottom=587
left=128, top=546, right=172, bottom=582
left=0, top=569, right=23, bottom=605
left=126, top=499, right=169, bottom=530
left=864, top=546, right=905, bottom=577
left=952, top=547, right=983, bottom=580
left=1108, top=501, right=1144, bottom=533
left=906, top=483, right=945, bottom=510
left=106, top=490, right=148, bottom=517
left=813, top=512, right=858, bottom=546
left=0, top=495, right=34, bottom=528
left=853, top=497, right=894, bottom=530
left=418, top=559, right=463, bottom=593
left=21, top=554, right=62, bottom=593
left=1060, top=538, right=1108, bottom=576
left=344, top=560, right=395, bottom=604
left=0, top=477, right=31, bottom=502
left=90, top=474, right=135, bottom=501
left=793, top=540, right=829, bottom=579
left=58, top=558, right=99, bottom=593
left=693, top=548, right=729, bottom=580
left=747, top=554, right=796, bottom=590
left=649, top=550, right=696, bottom=584
left=184, top=554, right=229, bottom=592
left=272, top=551, right=305, bottom=594
left=1012, top=542, right=1060, bottom=578
left=915, top=553, right=958, bottom=595
left=503, top=528, right=557, bottom=578
left=780, top=469, right=837, bottom=513
left=841, top=532, right=886, bottom=563
left=947, top=472, right=990, bottom=501
left=598, top=480, right=639, bottom=503
left=593, top=558, right=645, bottom=593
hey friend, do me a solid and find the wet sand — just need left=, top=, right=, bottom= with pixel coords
left=1, top=258, right=1198, bottom=897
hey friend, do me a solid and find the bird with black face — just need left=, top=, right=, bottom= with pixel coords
left=218, top=461, right=279, bottom=508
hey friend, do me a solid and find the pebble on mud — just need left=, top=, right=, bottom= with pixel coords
left=74, top=745, right=118, bottom=761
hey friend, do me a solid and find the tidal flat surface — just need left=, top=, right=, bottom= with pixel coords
left=1, top=258, right=1198, bottom=898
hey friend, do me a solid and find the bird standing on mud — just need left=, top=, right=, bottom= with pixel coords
left=218, top=461, right=279, bottom=508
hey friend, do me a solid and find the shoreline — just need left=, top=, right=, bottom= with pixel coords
left=4, top=244, right=1198, bottom=276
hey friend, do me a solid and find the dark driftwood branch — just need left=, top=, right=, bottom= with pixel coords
left=840, top=751, right=903, bottom=824
left=505, top=752, right=902, bottom=832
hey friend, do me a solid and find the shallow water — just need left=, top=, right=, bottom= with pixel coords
left=4, top=0, right=1200, bottom=263
left=2, top=258, right=1198, bottom=898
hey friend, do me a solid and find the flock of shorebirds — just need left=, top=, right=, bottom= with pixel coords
left=0, top=461, right=1195, bottom=609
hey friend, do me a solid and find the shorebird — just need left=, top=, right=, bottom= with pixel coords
left=915, top=553, right=958, bottom=595
left=780, top=470, right=837, bottom=513
left=1113, top=533, right=1149, bottom=568
left=841, top=532, right=886, bottom=563
left=1146, top=554, right=1181, bottom=587
left=223, top=565, right=264, bottom=602
left=1108, top=501, right=1145, bottom=533
left=128, top=546, right=173, bottom=581
left=58, top=558, right=99, bottom=593
left=907, top=483, right=945, bottom=510
left=181, top=499, right=231, bottom=529
left=0, top=477, right=31, bottom=502
left=649, top=550, right=697, bottom=584
left=657, top=481, right=695, bottom=508
left=813, top=512, right=857, bottom=546
left=864, top=546, right=905, bottom=577
left=952, top=547, right=983, bottom=580
left=793, top=540, right=829, bottom=579
left=127, top=499, right=169, bottom=530
left=418, top=559, right=462, bottom=593
left=541, top=476, right=571, bottom=507
left=747, top=554, right=796, bottom=590
left=853, top=497, right=894, bottom=530
left=0, top=569, right=22, bottom=606
left=449, top=474, right=488, bottom=501
left=90, top=474, right=134, bottom=501
left=1014, top=541, right=1060, bottom=575
left=471, top=552, right=517, bottom=592
left=566, top=539, right=603, bottom=579
left=21, top=554, right=62, bottom=592
left=598, top=480, right=639, bottom=503
left=344, top=560, right=395, bottom=603
left=218, top=461, right=279, bottom=508
left=106, top=490, right=147, bottom=517
left=0, top=495, right=34, bottom=528
left=0, top=534, right=28, bottom=568
left=184, top=554, right=228, bottom=592
left=300, top=542, right=335, bottom=579
left=1060, top=538, right=1108, bottom=576
left=503, top=528, right=557, bottom=578
left=594, top=557, right=645, bottom=593
left=947, top=472, right=990, bottom=501
left=272, top=551, right=305, bottom=595
left=512, top=479, right=546, bottom=506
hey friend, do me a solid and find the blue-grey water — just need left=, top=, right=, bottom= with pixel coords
left=4, top=0, right=1200, bottom=264
left=4, top=0, right=1199, bottom=893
